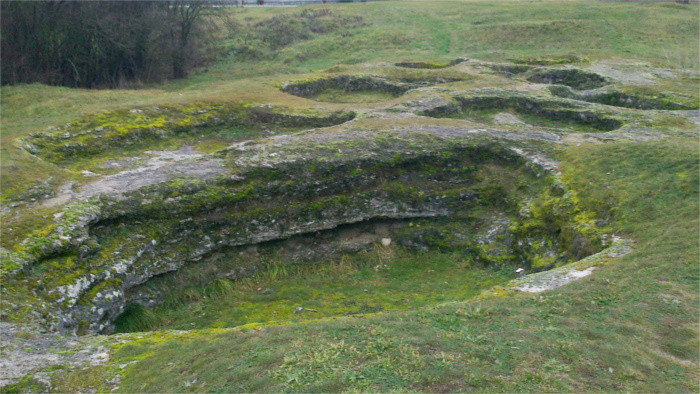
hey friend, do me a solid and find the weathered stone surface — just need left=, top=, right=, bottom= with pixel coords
left=42, top=146, right=226, bottom=207
left=0, top=322, right=108, bottom=388
left=512, top=238, right=633, bottom=293
left=494, top=112, right=528, bottom=126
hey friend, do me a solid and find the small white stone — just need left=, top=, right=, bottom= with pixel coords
left=381, top=238, right=392, bottom=246
left=515, top=268, right=525, bottom=273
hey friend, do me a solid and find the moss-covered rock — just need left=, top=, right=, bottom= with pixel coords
left=527, top=68, right=610, bottom=90
left=548, top=85, right=700, bottom=110
left=18, top=103, right=355, bottom=163
left=486, top=63, right=534, bottom=76
left=3, top=127, right=606, bottom=334
left=511, top=55, right=589, bottom=66
left=420, top=88, right=624, bottom=131
left=394, top=58, right=467, bottom=69
left=280, top=75, right=413, bottom=101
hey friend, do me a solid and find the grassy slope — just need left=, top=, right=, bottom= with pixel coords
left=1, top=0, right=698, bottom=391
left=51, top=139, right=699, bottom=392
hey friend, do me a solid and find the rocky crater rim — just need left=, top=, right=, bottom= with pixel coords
left=548, top=85, right=700, bottom=110
left=393, top=58, right=468, bottom=69
left=279, top=74, right=449, bottom=102
left=2, top=130, right=611, bottom=335
left=506, top=55, right=590, bottom=67
left=526, top=68, right=611, bottom=90
left=417, top=88, right=625, bottom=132
left=6, top=58, right=675, bottom=339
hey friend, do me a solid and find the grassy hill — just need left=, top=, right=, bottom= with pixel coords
left=1, top=1, right=698, bottom=392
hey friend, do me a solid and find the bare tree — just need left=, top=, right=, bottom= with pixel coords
left=1, top=0, right=215, bottom=88
left=167, top=1, right=206, bottom=79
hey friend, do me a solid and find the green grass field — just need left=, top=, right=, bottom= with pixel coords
left=1, top=1, right=698, bottom=392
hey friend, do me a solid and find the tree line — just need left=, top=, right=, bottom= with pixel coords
left=1, top=1, right=214, bottom=88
